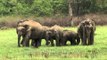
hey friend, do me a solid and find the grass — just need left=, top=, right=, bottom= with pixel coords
left=0, top=26, right=107, bottom=60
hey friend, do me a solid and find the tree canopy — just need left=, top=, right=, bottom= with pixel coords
left=0, top=0, right=106, bottom=16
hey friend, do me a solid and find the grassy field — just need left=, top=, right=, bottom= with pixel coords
left=0, top=26, right=107, bottom=60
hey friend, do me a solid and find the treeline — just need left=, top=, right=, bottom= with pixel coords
left=0, top=0, right=107, bottom=16
left=0, top=0, right=68, bottom=16
left=69, top=0, right=107, bottom=16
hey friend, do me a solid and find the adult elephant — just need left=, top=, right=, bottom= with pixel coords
left=77, top=18, right=96, bottom=45
left=31, top=25, right=51, bottom=46
left=16, top=19, right=43, bottom=47
left=45, top=25, right=64, bottom=46
left=16, top=20, right=29, bottom=47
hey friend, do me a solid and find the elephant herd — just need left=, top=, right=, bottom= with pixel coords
left=16, top=18, right=96, bottom=48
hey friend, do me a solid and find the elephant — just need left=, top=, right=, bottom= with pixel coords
left=41, top=26, right=50, bottom=45
left=20, top=26, right=49, bottom=47
left=16, top=19, right=43, bottom=47
left=62, top=30, right=80, bottom=45
left=45, top=25, right=64, bottom=46
left=45, top=29, right=58, bottom=46
left=16, top=19, right=52, bottom=47
left=77, top=18, right=96, bottom=45
left=16, top=20, right=29, bottom=47
left=31, top=25, right=51, bottom=46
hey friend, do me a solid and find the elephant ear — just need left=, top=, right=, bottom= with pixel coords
left=23, top=25, right=31, bottom=31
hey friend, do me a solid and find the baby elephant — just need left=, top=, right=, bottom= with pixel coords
left=45, top=29, right=60, bottom=46
left=45, top=25, right=63, bottom=46
left=62, top=30, right=80, bottom=45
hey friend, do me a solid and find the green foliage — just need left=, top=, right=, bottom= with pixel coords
left=0, top=26, right=107, bottom=59
left=0, top=0, right=106, bottom=16
left=0, top=0, right=68, bottom=16
left=71, top=0, right=107, bottom=15
left=31, top=0, right=53, bottom=16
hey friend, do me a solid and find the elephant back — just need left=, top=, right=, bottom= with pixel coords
left=50, top=25, right=63, bottom=32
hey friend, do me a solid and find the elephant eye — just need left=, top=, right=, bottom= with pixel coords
left=23, top=25, right=29, bottom=29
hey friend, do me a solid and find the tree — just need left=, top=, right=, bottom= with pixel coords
left=68, top=0, right=73, bottom=17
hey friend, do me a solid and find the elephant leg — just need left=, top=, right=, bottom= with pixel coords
left=50, top=39, right=54, bottom=46
left=34, top=40, right=38, bottom=48
left=59, top=39, right=63, bottom=46
left=32, top=39, right=38, bottom=48
left=64, top=40, right=67, bottom=45
left=59, top=34, right=63, bottom=46
left=76, top=37, right=80, bottom=45
left=23, top=36, right=30, bottom=47
left=23, top=31, right=31, bottom=47
left=20, top=35, right=26, bottom=46
left=82, top=36, right=87, bottom=45
left=56, top=38, right=60, bottom=46
left=21, top=38, right=25, bottom=46
left=70, top=39, right=76, bottom=45
left=89, top=31, right=94, bottom=45
left=23, top=39, right=29, bottom=47
left=83, top=38, right=87, bottom=45
left=31, top=40, right=35, bottom=46
left=45, top=35, right=50, bottom=46
left=18, top=35, right=21, bottom=47
left=82, top=27, right=87, bottom=45
left=87, top=33, right=91, bottom=45
left=21, top=39, right=24, bottom=45
left=59, top=36, right=65, bottom=46
left=45, top=39, right=49, bottom=45
left=83, top=33, right=87, bottom=45
left=46, top=41, right=50, bottom=46
left=26, top=39, right=30, bottom=47
left=55, top=33, right=60, bottom=46
left=70, top=41, right=72, bottom=45
left=36, top=41, right=39, bottom=48
left=74, top=39, right=77, bottom=45
left=62, top=37, right=67, bottom=46
left=38, top=39, right=42, bottom=46
left=34, top=38, right=41, bottom=48
left=56, top=39, right=60, bottom=46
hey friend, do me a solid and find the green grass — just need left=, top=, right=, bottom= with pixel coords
left=0, top=26, right=107, bottom=60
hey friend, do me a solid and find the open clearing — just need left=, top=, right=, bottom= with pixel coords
left=0, top=26, right=107, bottom=60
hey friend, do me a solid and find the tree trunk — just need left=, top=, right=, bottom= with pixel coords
left=68, top=0, right=73, bottom=17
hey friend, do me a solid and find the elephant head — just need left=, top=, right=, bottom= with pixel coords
left=45, top=29, right=55, bottom=46
left=16, top=20, right=28, bottom=47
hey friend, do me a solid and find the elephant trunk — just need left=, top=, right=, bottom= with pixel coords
left=18, top=35, right=21, bottom=47
left=82, top=26, right=86, bottom=45
left=45, top=33, right=50, bottom=45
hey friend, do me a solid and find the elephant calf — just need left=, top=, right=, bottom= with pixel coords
left=62, top=30, right=80, bottom=45
left=45, top=25, right=63, bottom=46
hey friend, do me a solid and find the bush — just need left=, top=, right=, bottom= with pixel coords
left=0, top=13, right=107, bottom=29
